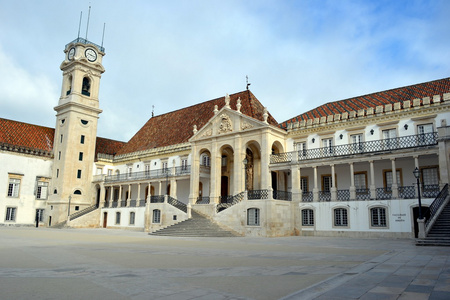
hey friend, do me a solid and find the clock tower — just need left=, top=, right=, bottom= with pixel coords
left=48, top=38, right=105, bottom=224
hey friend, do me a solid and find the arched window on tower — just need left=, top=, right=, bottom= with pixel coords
left=66, top=75, right=72, bottom=95
left=82, top=77, right=91, bottom=96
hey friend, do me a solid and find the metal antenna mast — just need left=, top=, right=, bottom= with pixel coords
left=77, top=11, right=83, bottom=38
left=85, top=6, right=91, bottom=40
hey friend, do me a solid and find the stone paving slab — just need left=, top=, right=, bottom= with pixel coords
left=0, top=227, right=449, bottom=300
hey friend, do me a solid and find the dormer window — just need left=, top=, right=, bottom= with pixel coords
left=82, top=77, right=91, bottom=96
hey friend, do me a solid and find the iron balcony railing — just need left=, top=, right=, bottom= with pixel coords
left=271, top=132, right=438, bottom=164
left=217, top=192, right=245, bottom=212
left=104, top=166, right=191, bottom=183
left=248, top=190, right=270, bottom=200
left=273, top=190, right=292, bottom=201
left=196, top=196, right=210, bottom=204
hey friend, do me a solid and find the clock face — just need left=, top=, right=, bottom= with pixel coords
left=68, top=47, right=75, bottom=60
left=85, top=48, right=97, bottom=62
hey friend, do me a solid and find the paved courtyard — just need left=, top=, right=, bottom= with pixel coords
left=0, top=227, right=449, bottom=300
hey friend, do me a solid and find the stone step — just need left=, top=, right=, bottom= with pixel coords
left=149, top=211, right=239, bottom=237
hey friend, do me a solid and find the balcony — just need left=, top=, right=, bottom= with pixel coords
left=104, top=166, right=191, bottom=183
left=271, top=132, right=438, bottom=164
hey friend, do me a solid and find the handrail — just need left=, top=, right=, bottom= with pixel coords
left=70, top=204, right=98, bottom=220
left=270, top=132, right=438, bottom=164
left=425, top=184, right=449, bottom=231
left=217, top=192, right=245, bottom=213
left=167, top=196, right=187, bottom=213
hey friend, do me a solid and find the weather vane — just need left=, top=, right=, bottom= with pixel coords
left=246, top=75, right=251, bottom=90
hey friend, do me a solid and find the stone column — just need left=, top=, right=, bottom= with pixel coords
left=210, top=138, right=221, bottom=204
left=189, top=145, right=200, bottom=205
left=290, top=166, right=301, bottom=202
left=109, top=186, right=114, bottom=208
left=233, top=134, right=243, bottom=195
left=369, top=160, right=376, bottom=199
left=313, top=166, right=319, bottom=201
left=330, top=164, right=337, bottom=201
left=260, top=129, right=271, bottom=190
left=137, top=183, right=141, bottom=205
left=437, top=125, right=450, bottom=188
left=349, top=163, right=356, bottom=200
left=171, top=179, right=177, bottom=199
left=127, top=184, right=131, bottom=207
left=391, top=159, right=399, bottom=198
left=118, top=185, right=123, bottom=207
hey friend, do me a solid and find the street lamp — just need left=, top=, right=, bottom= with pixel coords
left=413, top=167, right=423, bottom=220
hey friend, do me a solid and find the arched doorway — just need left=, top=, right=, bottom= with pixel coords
left=220, top=146, right=234, bottom=201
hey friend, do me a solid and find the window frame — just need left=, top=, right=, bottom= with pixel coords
left=370, top=206, right=388, bottom=228
left=247, top=208, right=260, bottom=226
left=5, top=207, right=17, bottom=222
left=333, top=207, right=349, bottom=228
left=36, top=180, right=49, bottom=200
left=115, top=212, right=121, bottom=225
left=302, top=209, right=314, bottom=226
left=152, top=209, right=161, bottom=223
left=129, top=212, right=135, bottom=225
left=7, top=178, right=21, bottom=198
left=383, top=169, right=403, bottom=189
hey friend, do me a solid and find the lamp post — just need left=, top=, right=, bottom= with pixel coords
left=413, top=167, right=423, bottom=220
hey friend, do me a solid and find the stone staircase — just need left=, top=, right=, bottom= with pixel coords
left=417, top=201, right=450, bottom=246
left=149, top=211, right=240, bottom=237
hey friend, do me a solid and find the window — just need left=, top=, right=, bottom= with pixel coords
left=201, top=154, right=210, bottom=167
left=350, top=134, right=363, bottom=153
left=371, top=207, right=387, bottom=227
left=107, top=169, right=113, bottom=176
left=82, top=77, right=91, bottom=96
left=302, top=209, right=314, bottom=226
left=354, top=173, right=367, bottom=189
left=221, top=156, right=227, bottom=167
left=153, top=209, right=161, bottom=223
left=247, top=208, right=260, bottom=226
left=129, top=212, right=135, bottom=225
left=77, top=170, right=82, bottom=179
left=74, top=190, right=82, bottom=195
left=7, top=178, right=20, bottom=197
left=58, top=151, right=61, bottom=160
left=418, top=124, right=434, bottom=145
left=384, top=170, right=402, bottom=189
left=322, top=175, right=332, bottom=193
left=128, top=167, right=132, bottom=177
left=80, top=119, right=89, bottom=125
left=36, top=209, right=44, bottom=222
left=145, top=164, right=150, bottom=176
left=295, top=142, right=307, bottom=158
left=181, top=159, right=188, bottom=170
left=36, top=181, right=49, bottom=200
left=162, top=162, right=168, bottom=173
left=334, top=208, right=348, bottom=227
left=5, top=207, right=16, bottom=222
left=79, top=152, right=83, bottom=161
left=80, top=135, right=85, bottom=144
left=56, top=169, right=59, bottom=178
left=60, top=134, right=63, bottom=143
left=322, top=138, right=333, bottom=156
left=115, top=212, right=121, bottom=225
left=382, top=128, right=397, bottom=149
left=422, top=167, right=439, bottom=186
left=301, top=177, right=308, bottom=193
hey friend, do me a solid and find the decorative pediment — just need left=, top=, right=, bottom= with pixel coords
left=218, top=114, right=232, bottom=134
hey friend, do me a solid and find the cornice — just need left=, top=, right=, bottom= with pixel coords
left=287, top=101, right=450, bottom=138
left=113, top=143, right=191, bottom=163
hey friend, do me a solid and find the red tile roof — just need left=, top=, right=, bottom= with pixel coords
left=0, top=118, right=125, bottom=158
left=0, top=118, right=54, bottom=152
left=280, top=77, right=450, bottom=128
left=117, top=90, right=278, bottom=155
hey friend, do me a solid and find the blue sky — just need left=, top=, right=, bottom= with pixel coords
left=0, top=0, right=449, bottom=141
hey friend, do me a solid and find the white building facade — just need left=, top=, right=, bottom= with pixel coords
left=1, top=37, right=450, bottom=238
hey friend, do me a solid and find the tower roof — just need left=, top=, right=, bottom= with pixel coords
left=116, top=90, right=278, bottom=155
